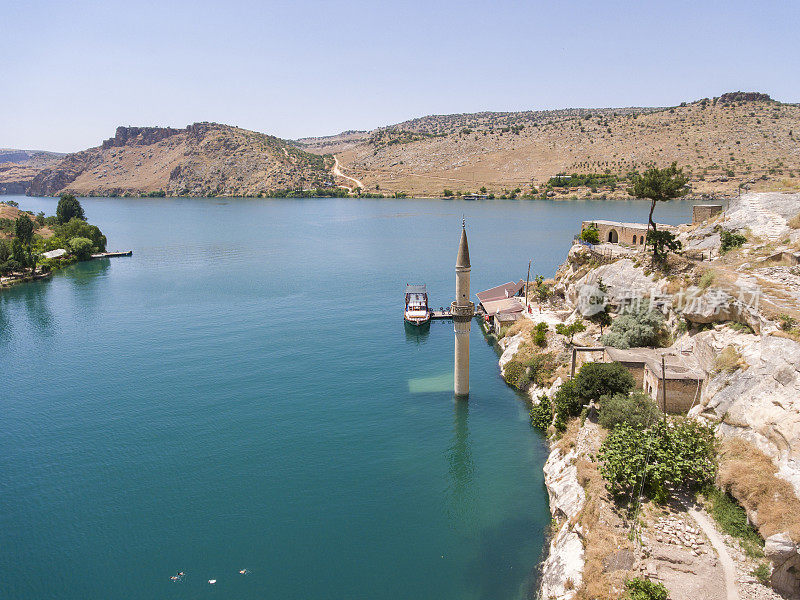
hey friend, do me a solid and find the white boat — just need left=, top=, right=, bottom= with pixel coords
left=404, top=284, right=431, bottom=326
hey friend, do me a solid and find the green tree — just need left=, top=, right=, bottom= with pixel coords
left=532, top=322, right=548, bottom=347
left=572, top=361, right=635, bottom=404
left=529, top=394, right=552, bottom=430
left=646, top=229, right=682, bottom=264
left=443, top=189, right=454, bottom=197
left=69, top=237, right=94, bottom=260
left=580, top=223, right=600, bottom=244
left=598, top=419, right=717, bottom=502
left=599, top=391, right=660, bottom=430
left=14, top=215, right=34, bottom=247
left=479, top=186, right=487, bottom=194
left=628, top=162, right=688, bottom=260
left=555, top=319, right=586, bottom=344
left=56, top=194, right=85, bottom=224
left=625, top=577, right=669, bottom=600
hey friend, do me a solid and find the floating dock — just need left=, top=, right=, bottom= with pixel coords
left=91, top=250, right=133, bottom=259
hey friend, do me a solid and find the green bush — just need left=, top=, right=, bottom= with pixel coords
left=532, top=322, right=548, bottom=347
left=54, top=218, right=106, bottom=252
left=625, top=577, right=669, bottom=600
left=580, top=224, right=600, bottom=244
left=752, top=563, right=771, bottom=585
left=598, top=419, right=717, bottom=503
left=69, top=237, right=94, bottom=260
left=720, top=229, right=747, bottom=253
left=553, top=379, right=582, bottom=425
left=527, top=352, right=556, bottom=386
left=503, top=360, right=529, bottom=389
left=529, top=394, right=552, bottom=430
left=601, top=300, right=666, bottom=349
left=599, top=391, right=660, bottom=430
left=572, top=361, right=635, bottom=404
left=555, top=319, right=586, bottom=344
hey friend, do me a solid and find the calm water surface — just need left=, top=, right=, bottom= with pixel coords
left=0, top=196, right=700, bottom=600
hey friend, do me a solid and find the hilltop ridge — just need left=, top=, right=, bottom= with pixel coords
left=26, top=123, right=334, bottom=197
left=2, top=91, right=799, bottom=198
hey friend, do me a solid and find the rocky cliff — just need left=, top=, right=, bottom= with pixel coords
left=497, top=192, right=800, bottom=599
left=28, top=123, right=334, bottom=197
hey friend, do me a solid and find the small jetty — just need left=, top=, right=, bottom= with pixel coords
left=91, top=250, right=133, bottom=259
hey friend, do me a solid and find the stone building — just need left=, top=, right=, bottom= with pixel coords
left=582, top=220, right=647, bottom=246
left=603, top=347, right=705, bottom=414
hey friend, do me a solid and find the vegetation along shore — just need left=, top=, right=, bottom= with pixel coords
left=0, top=195, right=108, bottom=290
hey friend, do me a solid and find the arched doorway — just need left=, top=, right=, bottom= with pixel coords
left=608, top=229, right=618, bottom=243
left=640, top=235, right=645, bottom=245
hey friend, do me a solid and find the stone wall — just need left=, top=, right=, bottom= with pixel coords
left=692, top=204, right=723, bottom=224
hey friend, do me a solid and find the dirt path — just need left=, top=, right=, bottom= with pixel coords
left=332, top=155, right=364, bottom=191
left=686, top=503, right=739, bottom=600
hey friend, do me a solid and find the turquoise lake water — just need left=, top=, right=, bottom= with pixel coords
left=0, top=196, right=701, bottom=599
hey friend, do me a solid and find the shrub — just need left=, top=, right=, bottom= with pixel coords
left=601, top=300, right=666, bottom=349
left=527, top=352, right=556, bottom=386
left=529, top=394, right=552, bottom=430
left=580, top=224, right=600, bottom=244
left=599, top=391, right=660, bottom=430
left=572, top=361, right=635, bottom=404
left=698, top=270, right=716, bottom=289
left=646, top=229, right=682, bottom=263
left=69, top=237, right=94, bottom=260
left=555, top=319, right=586, bottom=344
left=55, top=218, right=107, bottom=252
left=625, top=577, right=669, bottom=600
left=532, top=322, right=548, bottom=347
left=599, top=419, right=717, bottom=502
left=553, top=379, right=582, bottom=425
left=752, top=563, right=771, bottom=585
left=503, top=360, right=529, bottom=389
left=443, top=189, right=454, bottom=197
left=720, top=229, right=747, bottom=253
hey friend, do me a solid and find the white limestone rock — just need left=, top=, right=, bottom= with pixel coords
left=697, top=333, right=800, bottom=496
left=539, top=446, right=586, bottom=600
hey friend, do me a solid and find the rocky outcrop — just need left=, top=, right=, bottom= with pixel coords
left=765, top=533, right=800, bottom=598
left=540, top=444, right=585, bottom=600
left=100, top=126, right=182, bottom=149
left=694, top=333, right=800, bottom=497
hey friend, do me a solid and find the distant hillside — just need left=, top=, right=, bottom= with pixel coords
left=27, top=123, right=335, bottom=197
left=7, top=91, right=800, bottom=198
left=313, top=92, right=800, bottom=198
left=0, top=150, right=65, bottom=194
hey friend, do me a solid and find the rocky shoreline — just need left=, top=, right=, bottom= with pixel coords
left=493, top=192, right=800, bottom=599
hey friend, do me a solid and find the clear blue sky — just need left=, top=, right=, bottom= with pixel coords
left=2, top=0, right=798, bottom=152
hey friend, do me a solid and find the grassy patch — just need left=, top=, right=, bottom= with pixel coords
left=718, top=438, right=800, bottom=541
left=704, top=485, right=764, bottom=558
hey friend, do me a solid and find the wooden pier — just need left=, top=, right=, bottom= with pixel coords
left=430, top=307, right=486, bottom=320
left=91, top=250, right=133, bottom=259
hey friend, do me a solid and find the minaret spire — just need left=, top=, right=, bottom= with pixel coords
left=452, top=220, right=475, bottom=398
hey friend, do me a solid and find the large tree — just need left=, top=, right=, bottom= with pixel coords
left=628, top=162, right=688, bottom=263
left=14, top=215, right=34, bottom=247
left=628, top=162, right=689, bottom=233
left=56, top=193, right=86, bottom=224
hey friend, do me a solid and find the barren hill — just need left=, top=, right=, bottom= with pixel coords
left=313, top=93, right=800, bottom=198
left=27, top=123, right=334, bottom=197
left=0, top=150, right=65, bottom=194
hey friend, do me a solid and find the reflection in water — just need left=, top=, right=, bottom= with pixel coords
left=0, top=278, right=55, bottom=339
left=446, top=399, right=476, bottom=525
left=68, top=259, right=111, bottom=286
left=403, top=320, right=431, bottom=345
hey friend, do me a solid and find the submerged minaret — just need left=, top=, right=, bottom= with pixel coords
left=452, top=220, right=475, bottom=397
